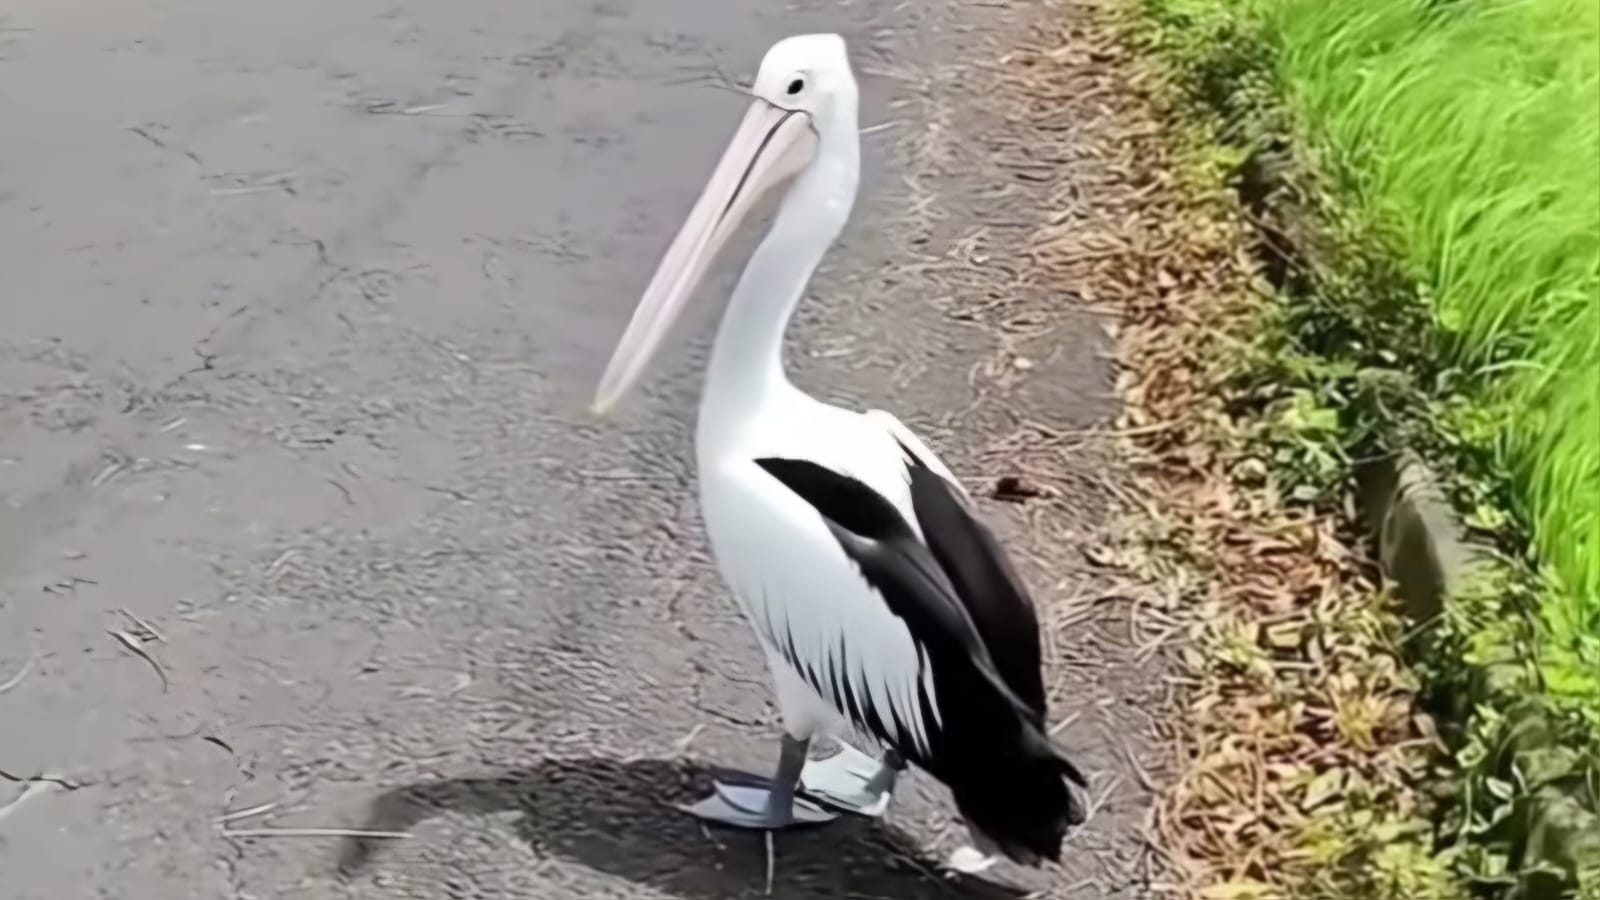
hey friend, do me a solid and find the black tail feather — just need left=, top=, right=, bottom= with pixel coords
left=947, top=720, right=1088, bottom=867
left=1020, top=718, right=1088, bottom=788
left=950, top=758, right=1084, bottom=865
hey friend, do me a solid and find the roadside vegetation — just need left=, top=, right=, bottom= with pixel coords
left=1060, top=0, right=1597, bottom=896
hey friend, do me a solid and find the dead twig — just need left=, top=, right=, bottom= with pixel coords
left=117, top=608, right=166, bottom=643
left=0, top=652, right=38, bottom=695
left=216, top=800, right=283, bottom=825
left=221, top=826, right=411, bottom=839
left=764, top=830, right=776, bottom=896
left=107, top=629, right=168, bottom=693
left=674, top=723, right=708, bottom=754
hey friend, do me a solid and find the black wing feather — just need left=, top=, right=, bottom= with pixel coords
left=752, top=456, right=1080, bottom=784
left=894, top=438, right=1049, bottom=718
left=753, top=457, right=1001, bottom=672
left=755, top=452, right=1088, bottom=866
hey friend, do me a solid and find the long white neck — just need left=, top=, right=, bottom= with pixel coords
left=697, top=124, right=859, bottom=448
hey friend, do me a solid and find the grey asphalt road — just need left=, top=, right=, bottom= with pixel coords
left=0, top=0, right=1163, bottom=897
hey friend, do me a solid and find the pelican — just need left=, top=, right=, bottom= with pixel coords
left=591, top=33, right=1086, bottom=869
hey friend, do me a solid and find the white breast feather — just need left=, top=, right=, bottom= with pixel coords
left=700, top=438, right=943, bottom=758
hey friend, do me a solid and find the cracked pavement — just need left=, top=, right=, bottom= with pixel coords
left=1, top=0, right=1165, bottom=897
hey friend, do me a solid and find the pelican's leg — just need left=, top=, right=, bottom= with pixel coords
left=676, top=734, right=838, bottom=830
left=799, top=742, right=905, bottom=817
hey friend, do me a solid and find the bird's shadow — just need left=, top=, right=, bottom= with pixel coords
left=336, top=756, right=1033, bottom=899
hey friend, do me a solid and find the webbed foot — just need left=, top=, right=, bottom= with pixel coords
left=676, top=734, right=839, bottom=831
left=799, top=741, right=901, bottom=817
left=675, top=780, right=839, bottom=829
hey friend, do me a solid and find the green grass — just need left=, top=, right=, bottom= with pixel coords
left=1256, top=0, right=1600, bottom=695
left=1125, top=0, right=1600, bottom=894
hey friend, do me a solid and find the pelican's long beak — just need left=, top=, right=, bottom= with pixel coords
left=591, top=100, right=818, bottom=415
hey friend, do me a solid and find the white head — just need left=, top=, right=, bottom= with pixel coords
left=591, top=34, right=861, bottom=415
left=750, top=33, right=860, bottom=142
